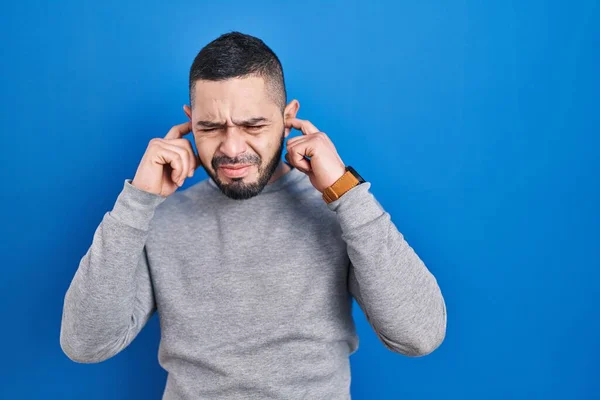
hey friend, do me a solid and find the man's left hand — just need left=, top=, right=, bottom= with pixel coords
left=284, top=118, right=346, bottom=193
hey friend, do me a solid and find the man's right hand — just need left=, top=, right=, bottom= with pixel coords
left=131, top=121, right=199, bottom=197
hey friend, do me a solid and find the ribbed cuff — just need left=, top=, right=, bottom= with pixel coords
left=326, top=182, right=385, bottom=232
left=109, top=179, right=168, bottom=231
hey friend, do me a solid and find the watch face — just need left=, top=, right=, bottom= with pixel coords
left=346, top=166, right=365, bottom=183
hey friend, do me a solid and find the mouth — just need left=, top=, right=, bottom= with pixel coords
left=218, top=164, right=254, bottom=178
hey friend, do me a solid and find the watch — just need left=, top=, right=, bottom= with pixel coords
left=322, top=166, right=366, bottom=204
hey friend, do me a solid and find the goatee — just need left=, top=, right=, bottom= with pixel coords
left=204, top=134, right=285, bottom=200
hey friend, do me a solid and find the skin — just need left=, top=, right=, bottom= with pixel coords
left=132, top=74, right=347, bottom=200
left=183, top=75, right=300, bottom=200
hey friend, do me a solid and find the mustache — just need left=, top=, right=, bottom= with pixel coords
left=212, top=154, right=261, bottom=169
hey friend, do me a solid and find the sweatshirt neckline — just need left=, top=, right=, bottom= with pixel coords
left=207, top=161, right=305, bottom=194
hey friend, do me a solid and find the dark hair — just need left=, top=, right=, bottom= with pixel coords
left=189, top=31, right=287, bottom=112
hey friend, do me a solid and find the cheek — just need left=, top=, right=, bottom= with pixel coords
left=253, top=132, right=281, bottom=158
left=194, top=138, right=218, bottom=168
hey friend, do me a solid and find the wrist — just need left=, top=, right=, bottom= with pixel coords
left=322, top=166, right=365, bottom=204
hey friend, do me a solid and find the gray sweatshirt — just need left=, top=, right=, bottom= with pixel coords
left=60, top=163, right=447, bottom=399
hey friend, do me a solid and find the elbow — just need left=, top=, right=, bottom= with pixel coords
left=413, top=303, right=447, bottom=357
left=59, top=293, right=124, bottom=364
left=381, top=299, right=447, bottom=357
left=379, top=327, right=446, bottom=357
left=405, top=288, right=448, bottom=357
left=59, top=319, right=121, bottom=364
left=60, top=339, right=97, bottom=364
left=407, top=325, right=446, bottom=357
left=60, top=330, right=113, bottom=364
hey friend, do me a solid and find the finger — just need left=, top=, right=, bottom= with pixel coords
left=286, top=135, right=310, bottom=147
left=157, top=141, right=190, bottom=184
left=160, top=141, right=190, bottom=183
left=284, top=118, right=319, bottom=135
left=167, top=138, right=198, bottom=177
left=164, top=121, right=192, bottom=140
left=288, top=132, right=335, bottom=153
left=286, top=141, right=313, bottom=172
left=285, top=152, right=311, bottom=173
left=152, top=146, right=185, bottom=186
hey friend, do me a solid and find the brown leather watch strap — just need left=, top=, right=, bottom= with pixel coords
left=322, top=170, right=360, bottom=203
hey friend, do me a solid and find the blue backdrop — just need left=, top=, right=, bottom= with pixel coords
left=1, top=1, right=598, bottom=399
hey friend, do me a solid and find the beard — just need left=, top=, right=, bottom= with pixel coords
left=202, top=133, right=285, bottom=200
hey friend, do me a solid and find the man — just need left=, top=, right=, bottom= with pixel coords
left=60, top=31, right=447, bottom=399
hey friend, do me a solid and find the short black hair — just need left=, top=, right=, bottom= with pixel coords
left=189, top=31, right=287, bottom=112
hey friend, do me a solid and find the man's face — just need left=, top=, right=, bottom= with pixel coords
left=185, top=75, right=296, bottom=200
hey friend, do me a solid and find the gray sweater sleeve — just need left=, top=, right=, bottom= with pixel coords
left=60, top=179, right=167, bottom=363
left=327, top=182, right=447, bottom=357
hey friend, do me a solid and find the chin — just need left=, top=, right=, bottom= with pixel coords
left=211, top=168, right=266, bottom=200
left=219, top=182, right=265, bottom=200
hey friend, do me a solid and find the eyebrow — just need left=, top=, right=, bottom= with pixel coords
left=196, top=117, right=271, bottom=128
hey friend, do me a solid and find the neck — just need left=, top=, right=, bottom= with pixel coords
left=267, top=159, right=292, bottom=185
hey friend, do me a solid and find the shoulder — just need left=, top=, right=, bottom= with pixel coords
left=149, top=178, right=214, bottom=225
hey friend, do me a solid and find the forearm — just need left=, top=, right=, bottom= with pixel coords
left=328, top=182, right=447, bottom=356
left=60, top=180, right=166, bottom=363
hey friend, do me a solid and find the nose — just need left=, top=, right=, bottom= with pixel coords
left=218, top=126, right=248, bottom=159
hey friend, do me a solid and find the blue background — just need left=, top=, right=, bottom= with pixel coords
left=1, top=1, right=598, bottom=399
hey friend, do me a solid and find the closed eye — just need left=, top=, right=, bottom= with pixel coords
left=198, top=125, right=266, bottom=133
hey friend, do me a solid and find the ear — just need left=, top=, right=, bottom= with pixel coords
left=183, top=104, right=192, bottom=121
left=283, top=99, right=300, bottom=138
